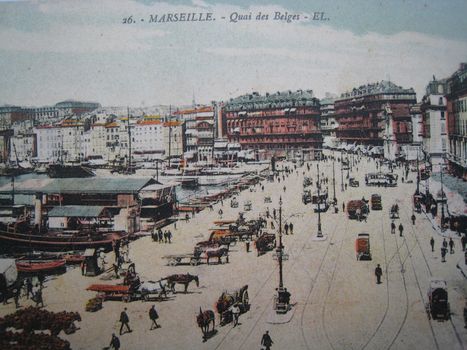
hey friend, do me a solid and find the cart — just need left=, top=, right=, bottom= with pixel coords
left=426, top=278, right=450, bottom=320
left=138, top=279, right=170, bottom=301
left=355, top=233, right=371, bottom=260
left=162, top=254, right=201, bottom=266
left=244, top=200, right=252, bottom=211
left=230, top=198, right=238, bottom=208
left=86, top=284, right=135, bottom=302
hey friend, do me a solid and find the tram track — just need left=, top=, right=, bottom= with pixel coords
left=400, top=199, right=464, bottom=349
left=298, top=209, right=345, bottom=350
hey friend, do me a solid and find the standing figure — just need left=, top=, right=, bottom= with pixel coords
left=398, top=223, right=404, bottom=237
left=109, top=333, right=120, bottom=350
left=231, top=303, right=241, bottom=327
left=149, top=305, right=160, bottom=330
left=411, top=214, right=416, bottom=225
left=289, top=223, right=294, bottom=234
left=430, top=237, right=435, bottom=252
left=119, top=307, right=132, bottom=335
left=284, top=223, right=289, bottom=235
left=391, top=222, right=396, bottom=234
left=375, top=264, right=383, bottom=284
left=261, top=331, right=274, bottom=350
left=449, top=238, right=455, bottom=254
left=441, top=247, right=447, bottom=262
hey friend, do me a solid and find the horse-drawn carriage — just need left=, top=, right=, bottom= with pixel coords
left=164, top=241, right=229, bottom=266
left=244, top=200, right=252, bottom=211
left=426, top=278, right=450, bottom=320
left=215, top=285, right=249, bottom=325
left=349, top=177, right=359, bottom=187
left=346, top=200, right=369, bottom=221
left=254, top=232, right=276, bottom=255
left=230, top=198, right=239, bottom=208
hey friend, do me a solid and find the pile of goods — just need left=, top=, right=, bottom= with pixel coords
left=0, top=307, right=80, bottom=350
left=85, top=297, right=103, bottom=312
left=0, top=331, right=71, bottom=350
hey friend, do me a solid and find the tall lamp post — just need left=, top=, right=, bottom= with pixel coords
left=332, top=159, right=336, bottom=204
left=340, top=153, right=344, bottom=192
left=440, top=159, right=445, bottom=229
left=316, top=163, right=323, bottom=238
left=278, top=196, right=283, bottom=289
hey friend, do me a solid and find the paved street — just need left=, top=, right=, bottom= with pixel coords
left=2, top=152, right=465, bottom=350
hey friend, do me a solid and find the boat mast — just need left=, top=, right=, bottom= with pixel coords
left=127, top=107, right=132, bottom=172
left=168, top=105, right=172, bottom=168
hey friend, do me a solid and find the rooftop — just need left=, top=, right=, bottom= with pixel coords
left=339, top=81, right=415, bottom=99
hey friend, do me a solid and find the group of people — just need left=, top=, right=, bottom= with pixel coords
left=2, top=275, right=44, bottom=309
left=151, top=228, right=173, bottom=244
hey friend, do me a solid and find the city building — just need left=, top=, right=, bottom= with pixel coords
left=333, top=81, right=416, bottom=159
left=445, top=63, right=467, bottom=179
left=221, top=90, right=322, bottom=160
left=320, top=94, right=338, bottom=149
left=420, top=78, right=448, bottom=169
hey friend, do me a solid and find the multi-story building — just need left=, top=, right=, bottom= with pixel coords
left=420, top=78, right=448, bottom=168
left=34, top=119, right=85, bottom=163
left=9, top=133, right=36, bottom=162
left=446, top=63, right=467, bottom=179
left=175, top=106, right=214, bottom=162
left=334, top=81, right=416, bottom=159
left=54, top=100, right=101, bottom=116
left=221, top=90, right=322, bottom=160
left=163, top=120, right=183, bottom=160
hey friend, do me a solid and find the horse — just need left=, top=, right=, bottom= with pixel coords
left=197, top=308, right=215, bottom=340
left=206, top=247, right=229, bottom=265
left=166, top=274, right=199, bottom=293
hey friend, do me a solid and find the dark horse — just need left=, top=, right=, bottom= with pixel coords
left=166, top=273, right=199, bottom=293
left=197, top=308, right=215, bottom=341
left=206, top=247, right=229, bottom=265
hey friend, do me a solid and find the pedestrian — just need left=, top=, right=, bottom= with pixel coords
left=398, top=223, right=404, bottom=237
left=34, top=288, right=44, bottom=308
left=81, top=261, right=86, bottom=276
left=26, top=278, right=33, bottom=299
left=38, top=273, right=45, bottom=288
left=13, top=288, right=20, bottom=309
left=342, top=202, right=345, bottom=212
left=442, top=238, right=448, bottom=249
left=109, top=333, right=120, bottom=350
left=411, top=214, right=416, bottom=225
left=261, top=330, right=274, bottom=350
left=462, top=234, right=466, bottom=251
left=441, top=247, right=447, bottom=262
left=231, top=303, right=241, bottom=327
left=375, top=264, right=383, bottom=284
left=391, top=222, right=396, bottom=234
left=163, top=231, right=168, bottom=243
left=119, top=307, right=132, bottom=335
left=185, top=213, right=190, bottom=222
left=289, top=222, right=294, bottom=234
left=283, top=185, right=286, bottom=192
left=284, top=223, right=289, bottom=235
left=345, top=183, right=348, bottom=190
left=449, top=237, right=455, bottom=254
left=430, top=237, right=435, bottom=252
left=167, top=230, right=172, bottom=243
left=246, top=241, right=250, bottom=253
left=158, top=230, right=163, bottom=243
left=149, top=305, right=160, bottom=330
left=218, top=209, right=223, bottom=218
left=273, top=208, right=276, bottom=220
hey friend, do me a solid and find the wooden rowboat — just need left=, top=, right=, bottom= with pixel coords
left=16, top=259, right=66, bottom=273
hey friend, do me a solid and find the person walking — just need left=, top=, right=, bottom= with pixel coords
left=375, top=264, right=383, bottom=284
left=462, top=234, right=466, bottom=251
left=13, top=288, right=20, bottom=309
left=26, top=278, right=33, bottom=299
left=289, top=222, right=294, bottom=234
left=163, top=231, right=168, bottom=243
left=109, top=333, right=120, bottom=350
left=284, top=223, right=289, bottom=235
left=442, top=238, right=448, bottom=250
left=218, top=209, right=223, bottom=218
left=398, top=223, right=404, bottom=237
left=449, top=238, right=455, bottom=254
left=411, top=214, right=416, bottom=225
left=441, top=246, right=447, bottom=262
left=158, top=230, right=163, bottom=243
left=231, top=303, right=241, bottom=327
left=34, top=288, right=44, bottom=308
left=245, top=241, right=250, bottom=253
left=391, top=222, right=396, bottom=234
left=342, top=202, right=345, bottom=212
left=430, top=237, right=435, bottom=252
left=273, top=208, right=276, bottom=220
left=149, top=305, right=160, bottom=330
left=167, top=230, right=172, bottom=244
left=261, top=330, right=273, bottom=350
left=119, top=307, right=132, bottom=335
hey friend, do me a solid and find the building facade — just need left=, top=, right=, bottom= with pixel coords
left=333, top=81, right=416, bottom=159
left=445, top=63, right=467, bottom=179
left=222, top=90, right=322, bottom=160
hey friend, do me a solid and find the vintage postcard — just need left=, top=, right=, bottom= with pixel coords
left=0, top=1, right=466, bottom=349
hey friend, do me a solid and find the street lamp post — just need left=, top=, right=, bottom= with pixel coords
left=316, top=164, right=323, bottom=238
left=278, top=196, right=283, bottom=288
left=340, top=156, right=344, bottom=192
left=332, top=159, right=336, bottom=203
left=440, top=161, right=445, bottom=228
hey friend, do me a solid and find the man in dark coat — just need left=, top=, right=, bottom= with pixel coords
left=109, top=333, right=120, bottom=350
left=411, top=214, right=416, bottom=225
left=119, top=307, right=132, bottom=335
left=261, top=330, right=273, bottom=350
left=398, top=223, right=404, bottom=237
left=449, top=238, right=455, bottom=254
left=289, top=222, right=294, bottom=234
left=375, top=264, right=383, bottom=284
left=430, top=237, right=435, bottom=252
left=149, top=305, right=160, bottom=330
left=391, top=222, right=396, bottom=234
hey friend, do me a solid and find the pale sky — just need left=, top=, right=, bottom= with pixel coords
left=0, top=0, right=466, bottom=107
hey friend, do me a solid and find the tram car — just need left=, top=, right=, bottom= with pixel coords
left=355, top=233, right=371, bottom=260
left=312, top=191, right=330, bottom=213
left=371, top=194, right=382, bottom=210
left=346, top=200, right=369, bottom=220
left=302, top=190, right=312, bottom=204
left=426, top=278, right=450, bottom=320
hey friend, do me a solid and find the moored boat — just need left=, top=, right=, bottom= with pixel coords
left=15, top=259, right=66, bottom=273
